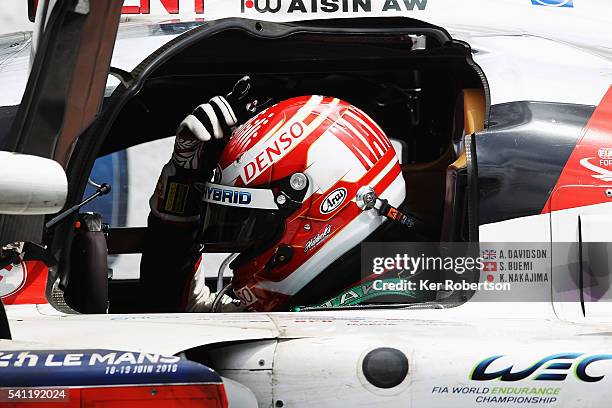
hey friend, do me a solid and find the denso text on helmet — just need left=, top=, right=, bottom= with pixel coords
left=243, top=121, right=305, bottom=183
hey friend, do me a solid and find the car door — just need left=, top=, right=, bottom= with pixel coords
left=0, top=0, right=124, bottom=246
left=549, top=86, right=612, bottom=322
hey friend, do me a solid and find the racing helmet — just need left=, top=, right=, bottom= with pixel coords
left=200, top=95, right=406, bottom=311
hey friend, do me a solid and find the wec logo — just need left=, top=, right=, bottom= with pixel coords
left=471, top=353, right=612, bottom=383
left=530, top=0, right=573, bottom=7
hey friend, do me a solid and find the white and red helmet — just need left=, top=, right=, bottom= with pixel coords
left=200, top=95, right=406, bottom=311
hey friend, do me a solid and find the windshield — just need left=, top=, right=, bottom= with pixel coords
left=104, top=21, right=204, bottom=96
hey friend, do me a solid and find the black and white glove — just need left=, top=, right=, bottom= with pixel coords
left=150, top=95, right=238, bottom=223
left=172, top=96, right=238, bottom=170
left=150, top=76, right=258, bottom=223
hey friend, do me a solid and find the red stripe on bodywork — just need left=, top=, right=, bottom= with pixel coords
left=542, top=85, right=612, bottom=213
left=1, top=260, right=48, bottom=305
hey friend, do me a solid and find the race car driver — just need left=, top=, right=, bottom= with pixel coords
left=140, top=77, right=426, bottom=313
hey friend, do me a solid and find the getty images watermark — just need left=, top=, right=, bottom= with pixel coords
left=360, top=242, right=562, bottom=302
left=370, top=252, right=511, bottom=293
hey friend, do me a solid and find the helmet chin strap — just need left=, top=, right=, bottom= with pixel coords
left=356, top=186, right=418, bottom=228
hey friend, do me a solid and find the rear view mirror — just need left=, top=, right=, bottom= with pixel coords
left=0, top=152, right=67, bottom=215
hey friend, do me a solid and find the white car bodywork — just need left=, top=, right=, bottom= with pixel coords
left=1, top=1, right=612, bottom=407
left=8, top=301, right=612, bottom=407
left=0, top=152, right=67, bottom=215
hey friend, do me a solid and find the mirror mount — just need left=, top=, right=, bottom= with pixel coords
left=28, top=0, right=38, bottom=22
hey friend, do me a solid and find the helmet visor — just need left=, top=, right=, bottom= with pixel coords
left=199, top=182, right=282, bottom=252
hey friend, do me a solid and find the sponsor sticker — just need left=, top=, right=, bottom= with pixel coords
left=203, top=184, right=252, bottom=206
left=320, top=188, right=348, bottom=214
left=598, top=147, right=612, bottom=160
left=304, top=224, right=332, bottom=253
left=121, top=0, right=205, bottom=15
left=164, top=182, right=190, bottom=214
left=240, top=0, right=428, bottom=14
left=235, top=286, right=259, bottom=306
left=0, top=351, right=179, bottom=369
left=430, top=352, right=612, bottom=406
left=471, top=353, right=612, bottom=382
left=0, top=350, right=221, bottom=387
left=201, top=182, right=278, bottom=209
left=314, top=278, right=421, bottom=308
left=579, top=147, right=612, bottom=181
left=431, top=384, right=560, bottom=405
left=241, top=121, right=305, bottom=184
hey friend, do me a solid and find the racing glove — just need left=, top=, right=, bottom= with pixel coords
left=149, top=74, right=256, bottom=224
left=149, top=95, right=238, bottom=224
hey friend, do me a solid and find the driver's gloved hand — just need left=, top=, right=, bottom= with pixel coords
left=173, top=96, right=238, bottom=169
left=150, top=76, right=258, bottom=224
left=149, top=95, right=237, bottom=223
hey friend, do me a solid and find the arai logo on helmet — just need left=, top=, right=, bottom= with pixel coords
left=320, top=188, right=348, bottom=214
left=530, top=0, right=573, bottom=8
